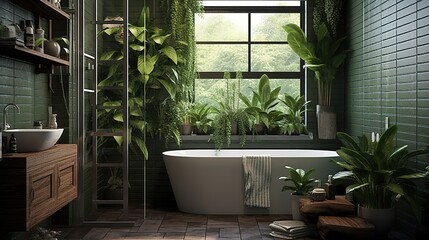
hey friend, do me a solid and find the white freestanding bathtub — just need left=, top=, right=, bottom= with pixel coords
left=163, top=149, right=342, bottom=215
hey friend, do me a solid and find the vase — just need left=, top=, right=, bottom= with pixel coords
left=44, top=40, right=61, bottom=57
left=290, top=194, right=304, bottom=220
left=358, top=205, right=395, bottom=238
left=316, top=105, right=337, bottom=139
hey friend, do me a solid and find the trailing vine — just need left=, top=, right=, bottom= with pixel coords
left=212, top=71, right=248, bottom=150
left=161, top=0, right=204, bottom=101
left=158, top=0, right=203, bottom=146
left=313, top=0, right=343, bottom=39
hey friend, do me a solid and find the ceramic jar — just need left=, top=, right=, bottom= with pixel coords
left=44, top=40, right=61, bottom=57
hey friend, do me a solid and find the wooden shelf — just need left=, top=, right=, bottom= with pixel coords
left=0, top=44, right=69, bottom=66
left=11, top=0, right=70, bottom=20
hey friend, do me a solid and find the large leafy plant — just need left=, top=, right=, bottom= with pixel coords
left=240, top=74, right=281, bottom=130
left=283, top=23, right=346, bottom=107
left=279, top=166, right=317, bottom=195
left=97, top=7, right=182, bottom=158
left=283, top=0, right=346, bottom=107
left=332, top=125, right=429, bottom=220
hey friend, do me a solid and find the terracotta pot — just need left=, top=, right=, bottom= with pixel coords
left=44, top=40, right=61, bottom=57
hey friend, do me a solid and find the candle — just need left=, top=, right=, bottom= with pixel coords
left=376, top=133, right=380, bottom=142
left=385, top=117, right=389, bottom=130
left=372, top=132, right=375, bottom=142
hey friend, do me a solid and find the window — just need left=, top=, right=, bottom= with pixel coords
left=195, top=0, right=304, bottom=105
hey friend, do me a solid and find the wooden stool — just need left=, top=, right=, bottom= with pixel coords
left=317, top=216, right=375, bottom=240
left=299, top=196, right=355, bottom=222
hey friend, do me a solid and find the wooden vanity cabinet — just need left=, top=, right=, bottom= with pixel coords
left=0, top=144, right=77, bottom=231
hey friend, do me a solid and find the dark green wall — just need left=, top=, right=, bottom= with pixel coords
left=0, top=0, right=50, bottom=129
left=0, top=0, right=72, bottom=140
left=346, top=0, right=429, bottom=238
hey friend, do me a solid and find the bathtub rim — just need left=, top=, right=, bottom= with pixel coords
left=162, top=149, right=339, bottom=158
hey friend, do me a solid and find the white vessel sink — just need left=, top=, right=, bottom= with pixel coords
left=3, top=129, right=64, bottom=153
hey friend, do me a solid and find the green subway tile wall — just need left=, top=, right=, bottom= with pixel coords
left=0, top=0, right=73, bottom=133
left=346, top=0, right=429, bottom=238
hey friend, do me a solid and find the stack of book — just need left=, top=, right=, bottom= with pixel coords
left=269, top=220, right=316, bottom=239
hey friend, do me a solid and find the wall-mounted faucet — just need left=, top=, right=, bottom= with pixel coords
left=3, top=103, right=21, bottom=130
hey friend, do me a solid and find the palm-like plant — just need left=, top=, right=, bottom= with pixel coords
left=332, top=125, right=429, bottom=220
left=279, top=166, right=316, bottom=195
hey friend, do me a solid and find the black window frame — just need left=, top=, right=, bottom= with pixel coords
left=196, top=4, right=306, bottom=96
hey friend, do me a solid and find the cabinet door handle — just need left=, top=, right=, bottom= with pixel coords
left=58, top=177, right=61, bottom=188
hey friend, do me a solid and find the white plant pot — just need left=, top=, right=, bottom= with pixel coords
left=358, top=205, right=395, bottom=237
left=290, top=194, right=304, bottom=220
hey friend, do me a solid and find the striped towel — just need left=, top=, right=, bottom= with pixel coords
left=243, top=155, right=271, bottom=208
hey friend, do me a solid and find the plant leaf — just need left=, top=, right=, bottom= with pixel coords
left=160, top=46, right=178, bottom=64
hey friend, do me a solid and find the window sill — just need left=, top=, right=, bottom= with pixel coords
left=181, top=133, right=313, bottom=142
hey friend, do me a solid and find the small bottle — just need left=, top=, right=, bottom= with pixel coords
left=34, top=28, right=44, bottom=53
left=325, top=174, right=335, bottom=200
left=9, top=134, right=17, bottom=153
left=25, top=20, right=35, bottom=49
left=48, top=114, right=58, bottom=129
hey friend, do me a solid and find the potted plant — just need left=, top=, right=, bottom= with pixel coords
left=240, top=74, right=281, bottom=135
left=98, top=6, right=183, bottom=159
left=190, top=103, right=214, bottom=135
left=279, top=166, right=317, bottom=220
left=212, top=71, right=249, bottom=149
left=177, top=101, right=194, bottom=135
left=266, top=109, right=284, bottom=135
left=104, top=167, right=131, bottom=200
left=332, top=125, right=429, bottom=237
left=279, top=93, right=310, bottom=135
left=282, top=0, right=347, bottom=139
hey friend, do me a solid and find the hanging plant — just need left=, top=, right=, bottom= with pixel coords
left=161, top=0, right=204, bottom=100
